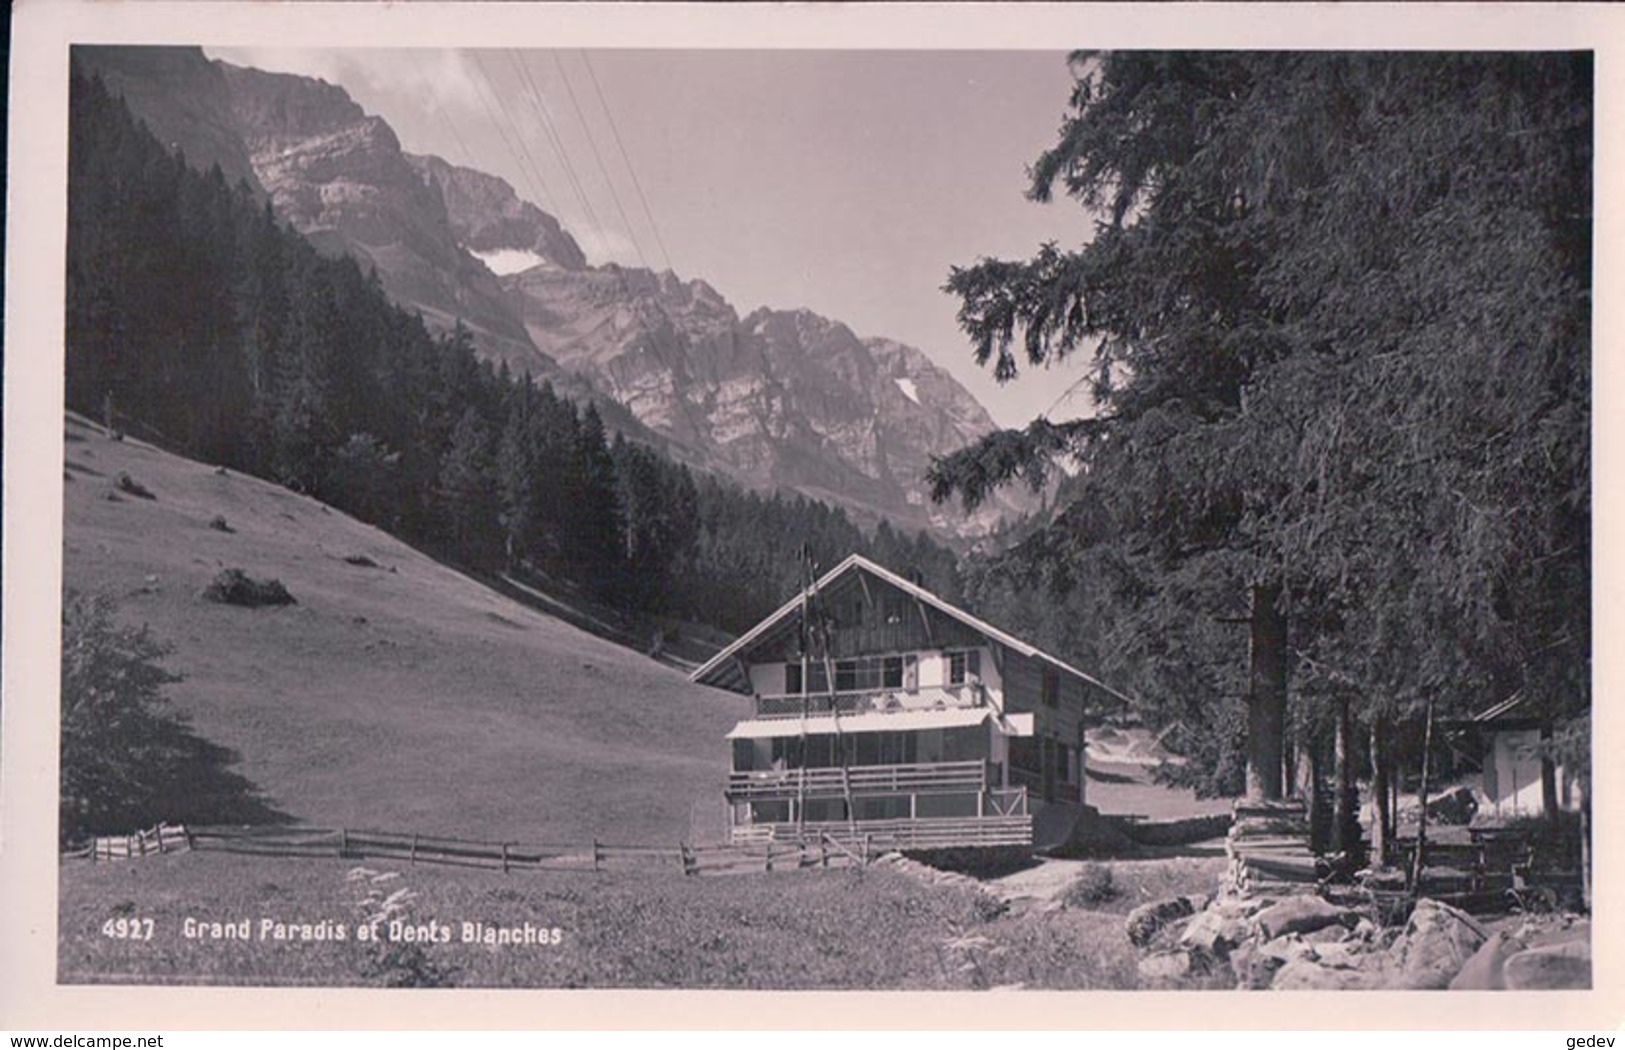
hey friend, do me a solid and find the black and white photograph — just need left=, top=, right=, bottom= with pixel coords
left=3, top=0, right=1620, bottom=1031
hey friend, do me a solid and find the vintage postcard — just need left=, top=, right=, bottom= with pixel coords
left=3, top=0, right=1621, bottom=1033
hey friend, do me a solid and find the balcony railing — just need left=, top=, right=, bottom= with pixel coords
left=731, top=813, right=1034, bottom=850
left=752, top=682, right=990, bottom=720
left=727, top=759, right=990, bottom=801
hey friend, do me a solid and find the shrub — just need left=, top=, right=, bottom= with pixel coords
left=59, top=591, right=288, bottom=844
left=1064, top=862, right=1120, bottom=908
left=208, top=515, right=234, bottom=533
left=201, top=568, right=296, bottom=608
left=969, top=889, right=1010, bottom=923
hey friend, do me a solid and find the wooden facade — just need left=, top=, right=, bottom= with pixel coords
left=690, top=555, right=1130, bottom=848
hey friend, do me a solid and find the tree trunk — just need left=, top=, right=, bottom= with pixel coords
left=1410, top=697, right=1436, bottom=897
left=1246, top=583, right=1288, bottom=801
left=1539, top=722, right=1560, bottom=828
left=1369, top=713, right=1391, bottom=867
left=1333, top=695, right=1359, bottom=860
left=1298, top=730, right=1328, bottom=853
left=1580, top=791, right=1591, bottom=913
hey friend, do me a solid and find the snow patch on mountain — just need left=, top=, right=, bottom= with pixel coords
left=894, top=377, right=921, bottom=405
left=473, top=248, right=552, bottom=276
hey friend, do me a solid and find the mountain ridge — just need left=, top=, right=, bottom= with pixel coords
left=73, top=44, right=1034, bottom=541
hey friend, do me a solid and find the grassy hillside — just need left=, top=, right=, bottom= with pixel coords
left=62, top=414, right=749, bottom=844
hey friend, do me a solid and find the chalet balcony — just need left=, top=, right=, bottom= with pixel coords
left=730, top=813, right=1035, bottom=850
left=727, top=758, right=994, bottom=801
left=752, top=682, right=991, bottom=720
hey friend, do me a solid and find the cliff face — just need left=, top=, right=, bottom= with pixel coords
left=216, top=62, right=548, bottom=372
left=407, top=153, right=588, bottom=273
left=74, top=46, right=265, bottom=197
left=504, top=264, right=1029, bottom=537
left=75, top=46, right=1033, bottom=540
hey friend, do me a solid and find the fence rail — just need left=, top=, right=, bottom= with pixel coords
left=76, top=820, right=1028, bottom=876
left=83, top=823, right=190, bottom=861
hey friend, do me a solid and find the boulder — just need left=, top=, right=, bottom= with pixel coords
left=1503, top=940, right=1591, bottom=990
left=1181, top=906, right=1252, bottom=960
left=1228, top=940, right=1283, bottom=990
left=1448, top=930, right=1526, bottom=990
left=1304, top=923, right=1353, bottom=945
left=1348, top=917, right=1380, bottom=943
left=1258, top=933, right=1317, bottom=967
left=1272, top=958, right=1378, bottom=991
left=1125, top=896, right=1204, bottom=948
left=1393, top=899, right=1487, bottom=989
left=1137, top=949, right=1194, bottom=983
left=1308, top=941, right=1371, bottom=971
left=1254, top=896, right=1359, bottom=941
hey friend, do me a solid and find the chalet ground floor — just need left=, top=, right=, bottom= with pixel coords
left=723, top=708, right=1084, bottom=849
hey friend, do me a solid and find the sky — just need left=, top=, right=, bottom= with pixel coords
left=207, top=47, right=1101, bottom=427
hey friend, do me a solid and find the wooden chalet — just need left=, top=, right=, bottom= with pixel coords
left=689, top=554, right=1130, bottom=849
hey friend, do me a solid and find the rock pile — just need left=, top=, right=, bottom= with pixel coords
left=1127, top=888, right=1591, bottom=991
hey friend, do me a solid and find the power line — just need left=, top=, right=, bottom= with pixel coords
left=551, top=51, right=649, bottom=270
left=506, top=50, right=612, bottom=266
left=466, top=50, right=568, bottom=235
left=409, top=52, right=478, bottom=170
left=580, top=50, right=675, bottom=273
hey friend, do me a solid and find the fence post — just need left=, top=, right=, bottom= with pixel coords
left=679, top=842, right=696, bottom=876
left=862, top=834, right=871, bottom=866
left=501, top=842, right=510, bottom=874
left=339, top=828, right=348, bottom=858
left=592, top=839, right=601, bottom=872
left=820, top=834, right=829, bottom=869
left=765, top=841, right=775, bottom=873
left=410, top=834, right=418, bottom=865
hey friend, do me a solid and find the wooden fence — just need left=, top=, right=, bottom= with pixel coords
left=75, top=823, right=881, bottom=877
left=75, top=823, right=191, bottom=861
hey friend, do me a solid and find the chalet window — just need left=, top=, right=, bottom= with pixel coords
left=785, top=662, right=830, bottom=694
left=826, top=655, right=909, bottom=692
left=947, top=649, right=981, bottom=685
left=1041, top=666, right=1060, bottom=707
left=882, top=655, right=905, bottom=689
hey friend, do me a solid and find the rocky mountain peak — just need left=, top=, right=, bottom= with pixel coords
left=407, top=153, right=588, bottom=273
left=77, top=46, right=1034, bottom=542
left=216, top=63, right=372, bottom=145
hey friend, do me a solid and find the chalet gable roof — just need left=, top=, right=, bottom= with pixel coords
left=688, top=553, right=1134, bottom=705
